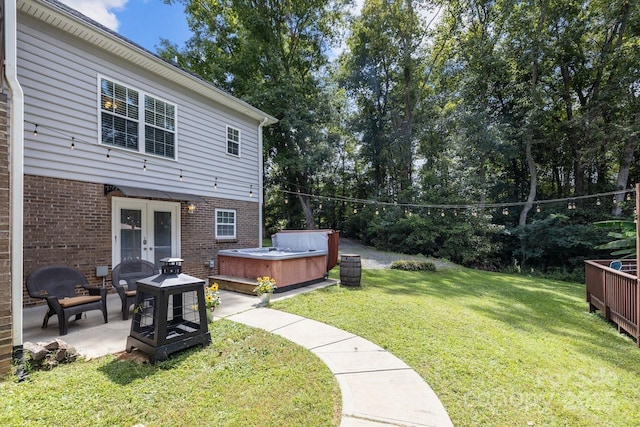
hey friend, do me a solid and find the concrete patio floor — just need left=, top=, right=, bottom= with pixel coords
left=22, top=279, right=453, bottom=427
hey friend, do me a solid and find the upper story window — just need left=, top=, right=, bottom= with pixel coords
left=215, top=209, right=236, bottom=239
left=226, top=126, right=240, bottom=156
left=100, top=77, right=177, bottom=159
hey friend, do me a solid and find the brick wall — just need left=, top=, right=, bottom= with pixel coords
left=0, top=93, right=11, bottom=376
left=181, top=197, right=259, bottom=279
left=23, top=175, right=259, bottom=306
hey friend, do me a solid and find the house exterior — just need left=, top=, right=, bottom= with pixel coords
left=0, top=0, right=276, bottom=375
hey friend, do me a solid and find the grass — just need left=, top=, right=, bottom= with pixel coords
left=0, top=321, right=340, bottom=426
left=272, top=267, right=640, bottom=426
left=5, top=266, right=640, bottom=425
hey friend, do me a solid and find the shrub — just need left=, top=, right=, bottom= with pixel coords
left=390, top=260, right=437, bottom=271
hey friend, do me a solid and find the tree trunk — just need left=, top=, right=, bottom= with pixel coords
left=298, top=193, right=316, bottom=230
left=519, top=0, right=546, bottom=225
left=612, top=132, right=637, bottom=216
left=519, top=137, right=537, bottom=226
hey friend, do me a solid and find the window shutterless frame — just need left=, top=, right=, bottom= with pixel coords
left=98, top=75, right=179, bottom=160
left=215, top=208, right=237, bottom=239
left=226, top=125, right=241, bottom=157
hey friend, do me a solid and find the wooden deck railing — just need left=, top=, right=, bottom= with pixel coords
left=585, top=260, right=639, bottom=345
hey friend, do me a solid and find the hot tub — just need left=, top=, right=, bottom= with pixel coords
left=217, top=247, right=328, bottom=292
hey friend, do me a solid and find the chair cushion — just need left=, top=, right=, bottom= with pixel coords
left=125, top=290, right=136, bottom=297
left=58, top=295, right=102, bottom=308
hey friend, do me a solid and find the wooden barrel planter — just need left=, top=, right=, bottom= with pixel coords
left=340, top=254, right=361, bottom=286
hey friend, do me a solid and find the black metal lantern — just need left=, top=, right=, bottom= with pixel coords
left=125, top=258, right=211, bottom=363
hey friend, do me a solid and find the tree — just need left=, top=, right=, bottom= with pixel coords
left=160, top=0, right=350, bottom=229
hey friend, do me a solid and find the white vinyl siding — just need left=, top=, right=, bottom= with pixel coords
left=215, top=209, right=236, bottom=239
left=100, top=77, right=176, bottom=159
left=18, top=12, right=261, bottom=202
left=226, top=126, right=240, bottom=156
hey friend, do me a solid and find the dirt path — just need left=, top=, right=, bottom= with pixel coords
left=338, top=237, right=454, bottom=270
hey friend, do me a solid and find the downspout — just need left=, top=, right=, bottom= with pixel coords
left=5, top=0, right=25, bottom=370
left=258, top=117, right=268, bottom=247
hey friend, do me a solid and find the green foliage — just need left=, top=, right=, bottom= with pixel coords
left=360, top=209, right=503, bottom=268
left=594, top=220, right=637, bottom=259
left=390, top=260, right=436, bottom=271
left=503, top=214, right=611, bottom=278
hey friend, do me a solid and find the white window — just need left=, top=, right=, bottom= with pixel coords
left=226, top=126, right=240, bottom=156
left=100, top=77, right=177, bottom=159
left=215, top=209, right=236, bottom=239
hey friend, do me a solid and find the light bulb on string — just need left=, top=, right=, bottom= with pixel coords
left=427, top=209, right=431, bottom=215
left=627, top=192, right=632, bottom=201
left=318, top=203, right=323, bottom=210
left=214, top=177, right=218, bottom=190
left=536, top=204, right=541, bottom=213
left=353, top=207, right=358, bottom=214
left=179, top=170, right=183, bottom=182
left=106, top=149, right=111, bottom=161
left=502, top=207, right=509, bottom=216
left=143, top=160, right=147, bottom=172
left=249, top=185, right=253, bottom=197
left=596, top=197, right=601, bottom=206
left=33, top=124, right=38, bottom=136
left=70, top=137, right=75, bottom=150
left=440, top=210, right=445, bottom=217
left=613, top=197, right=617, bottom=204
left=375, top=208, right=379, bottom=215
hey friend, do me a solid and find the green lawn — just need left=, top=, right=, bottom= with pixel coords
left=274, top=268, right=640, bottom=426
left=0, top=321, right=340, bottom=426
left=4, top=267, right=639, bottom=426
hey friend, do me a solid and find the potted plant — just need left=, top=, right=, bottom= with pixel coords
left=205, top=282, right=221, bottom=322
left=254, top=276, right=277, bottom=305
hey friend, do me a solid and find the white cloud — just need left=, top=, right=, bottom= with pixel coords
left=60, top=0, right=128, bottom=31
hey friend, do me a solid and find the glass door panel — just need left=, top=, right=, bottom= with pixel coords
left=113, top=198, right=180, bottom=267
left=120, top=208, right=142, bottom=261
left=153, top=210, right=173, bottom=268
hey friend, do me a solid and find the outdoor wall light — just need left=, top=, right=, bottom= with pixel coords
left=188, top=203, right=196, bottom=214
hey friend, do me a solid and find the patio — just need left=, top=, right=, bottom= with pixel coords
left=20, top=279, right=454, bottom=426
left=22, top=281, right=337, bottom=359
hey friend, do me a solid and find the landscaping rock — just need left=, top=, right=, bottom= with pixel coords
left=23, top=339, right=78, bottom=371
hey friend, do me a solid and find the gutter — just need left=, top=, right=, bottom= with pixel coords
left=258, top=117, right=268, bottom=246
left=5, top=0, right=26, bottom=371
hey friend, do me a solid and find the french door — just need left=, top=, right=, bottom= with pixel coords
left=112, top=197, right=180, bottom=269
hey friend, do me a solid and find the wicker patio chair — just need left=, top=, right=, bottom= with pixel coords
left=111, top=260, right=157, bottom=320
left=26, top=265, right=108, bottom=335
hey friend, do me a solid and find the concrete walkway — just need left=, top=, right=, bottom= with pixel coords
left=23, top=281, right=453, bottom=427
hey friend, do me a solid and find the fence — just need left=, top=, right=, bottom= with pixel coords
left=585, top=259, right=639, bottom=345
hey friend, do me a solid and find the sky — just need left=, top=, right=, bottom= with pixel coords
left=60, top=0, right=193, bottom=52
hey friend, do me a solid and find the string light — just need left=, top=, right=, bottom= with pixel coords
left=280, top=186, right=635, bottom=214
left=214, top=177, right=218, bottom=190
left=536, top=204, right=541, bottom=213
left=179, top=169, right=183, bottom=181
left=627, top=192, right=632, bottom=201
left=353, top=207, right=358, bottom=214
left=440, top=210, right=445, bottom=217
left=143, top=160, right=147, bottom=172
left=249, top=185, right=253, bottom=197
left=70, top=137, right=75, bottom=150
left=106, top=149, right=111, bottom=160
left=502, top=207, right=509, bottom=215
left=596, top=198, right=601, bottom=206
left=375, top=208, right=379, bottom=215
left=33, top=124, right=38, bottom=136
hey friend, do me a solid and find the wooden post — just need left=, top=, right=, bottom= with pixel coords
left=636, top=183, right=640, bottom=345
